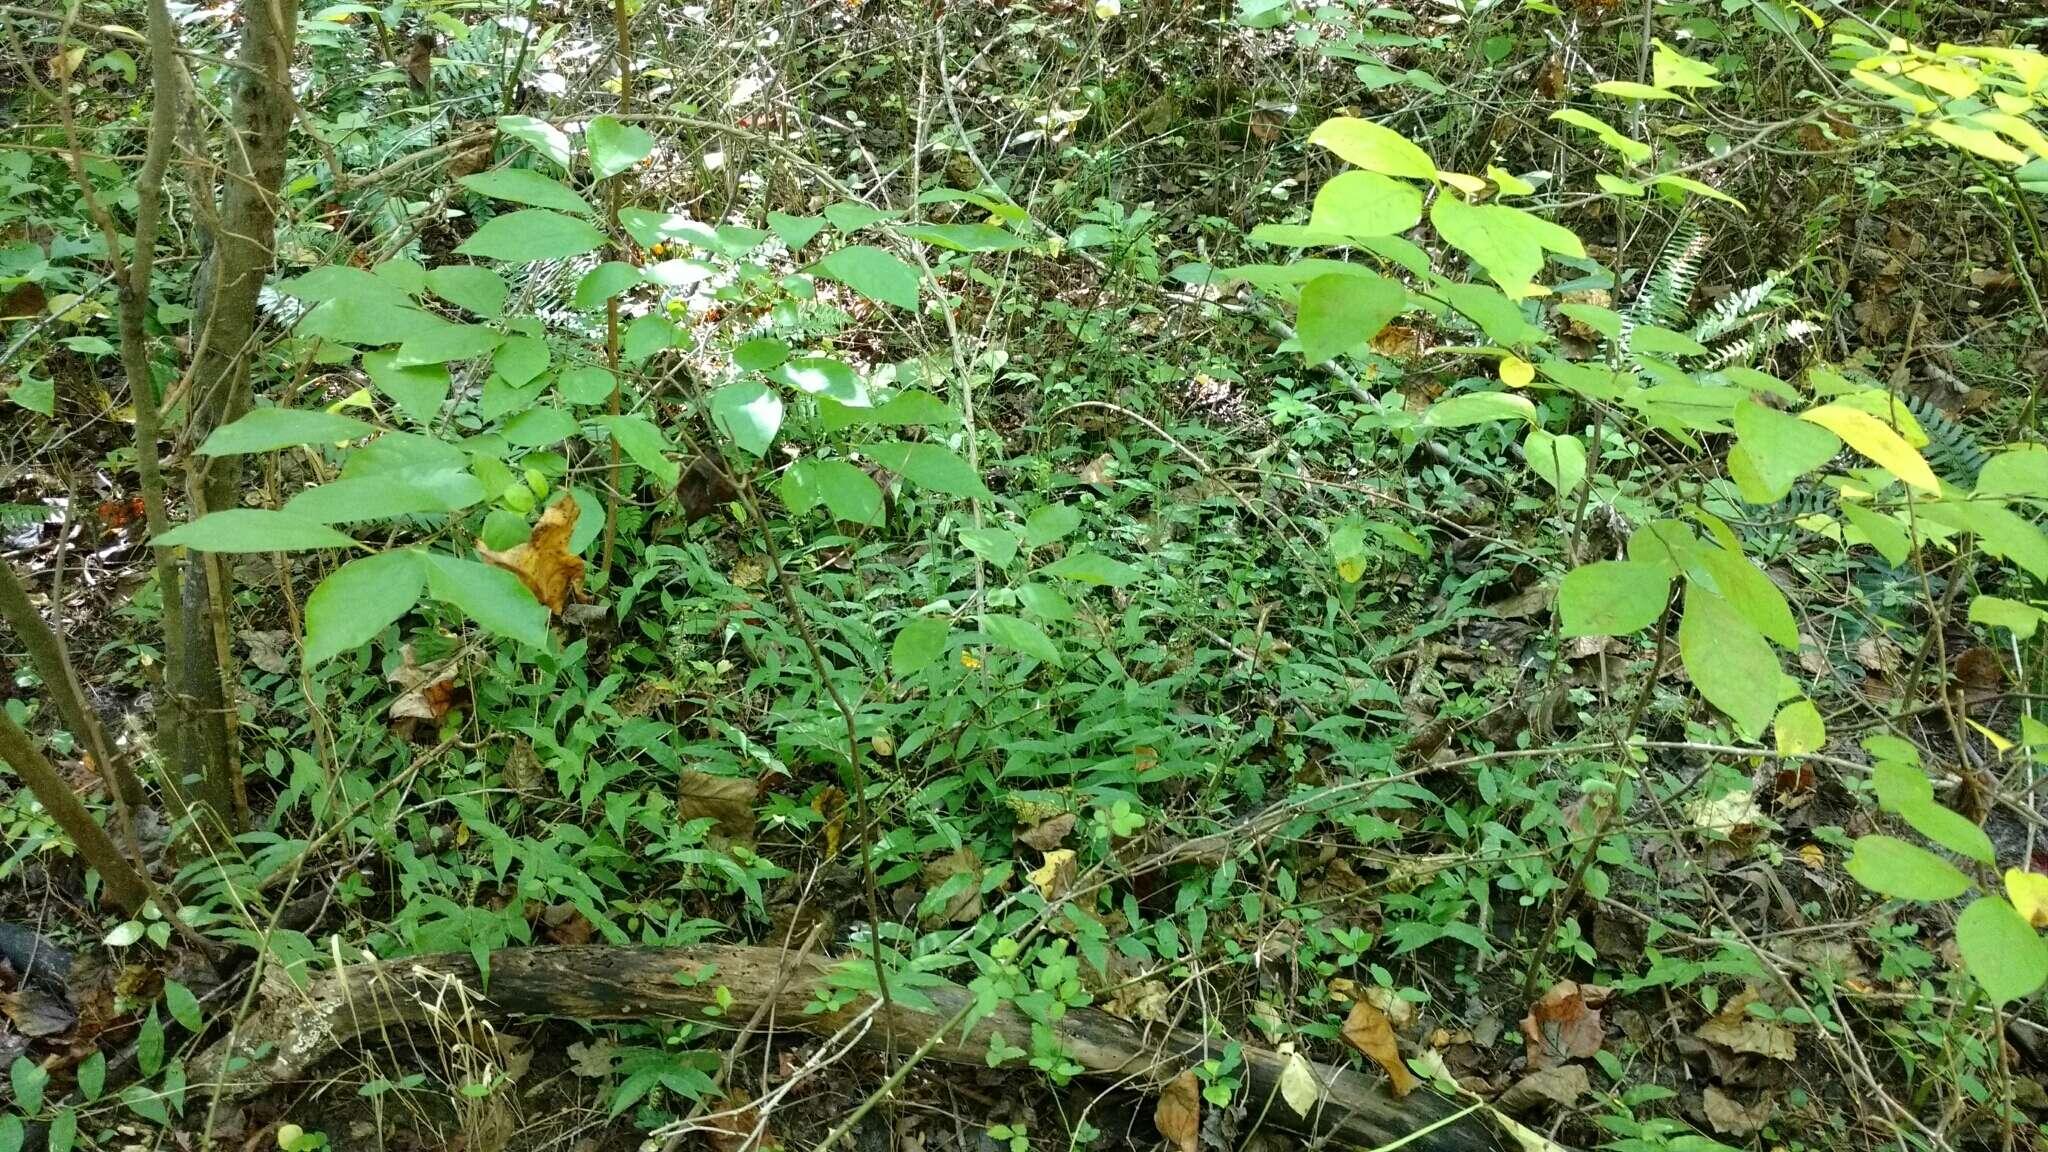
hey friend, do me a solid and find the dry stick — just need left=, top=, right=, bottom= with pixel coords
left=597, top=0, right=632, bottom=580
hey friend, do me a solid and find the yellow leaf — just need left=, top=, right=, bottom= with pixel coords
left=1437, top=170, right=1488, bottom=195
left=2005, top=870, right=2048, bottom=928
left=1903, top=63, right=1979, bottom=99
left=1499, top=356, right=1535, bottom=389
left=1849, top=69, right=1937, bottom=113
left=1277, top=1048, right=1320, bottom=1116
left=1927, top=119, right=2030, bottom=165
left=1966, top=719, right=2013, bottom=753
left=1799, top=404, right=1940, bottom=493
left=1027, top=849, right=1075, bottom=900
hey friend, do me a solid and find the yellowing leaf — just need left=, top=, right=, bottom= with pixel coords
left=2006, top=869, right=2048, bottom=928
left=1154, top=1071, right=1200, bottom=1152
left=1277, top=1049, right=1320, bottom=1116
left=1774, top=699, right=1825, bottom=756
left=1437, top=170, right=1488, bottom=195
left=1027, top=849, right=1076, bottom=900
left=1499, top=356, right=1535, bottom=388
left=1651, top=40, right=1722, bottom=90
left=1799, top=404, right=1940, bottom=492
left=1341, top=1000, right=1418, bottom=1097
left=1928, top=119, right=2030, bottom=165
left=475, top=496, right=586, bottom=614
left=1902, top=63, right=1979, bottom=99
left=1306, top=117, right=1436, bottom=181
left=1849, top=68, right=1937, bottom=113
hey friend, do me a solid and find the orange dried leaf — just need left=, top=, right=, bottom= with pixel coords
left=1519, top=981, right=1607, bottom=1070
left=476, top=497, right=585, bottom=615
left=1154, top=1069, right=1200, bottom=1152
left=1341, top=998, right=1418, bottom=1097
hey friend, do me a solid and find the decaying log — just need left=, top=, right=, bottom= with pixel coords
left=194, top=944, right=1514, bottom=1151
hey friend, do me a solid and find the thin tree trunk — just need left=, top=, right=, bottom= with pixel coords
left=173, top=0, right=300, bottom=835
left=0, top=705, right=149, bottom=915
left=0, top=558, right=143, bottom=824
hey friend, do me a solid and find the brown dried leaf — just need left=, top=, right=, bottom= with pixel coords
left=1702, top=1086, right=1773, bottom=1136
left=812, top=785, right=846, bottom=856
left=678, top=771, right=758, bottom=846
left=1078, top=454, right=1115, bottom=487
left=1154, top=1069, right=1200, bottom=1152
left=476, top=497, right=585, bottom=615
left=0, top=987, right=75, bottom=1038
left=0, top=281, right=47, bottom=321
left=1497, top=1064, right=1589, bottom=1114
left=1017, top=811, right=1076, bottom=852
left=919, top=848, right=984, bottom=924
left=1519, top=981, right=1607, bottom=1070
left=540, top=902, right=593, bottom=945
left=704, top=1090, right=766, bottom=1152
left=1341, top=999, right=1418, bottom=1097
left=1696, top=989, right=1796, bottom=1061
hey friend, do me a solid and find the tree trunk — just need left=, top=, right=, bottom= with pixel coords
left=192, top=944, right=1516, bottom=1152
left=0, top=706, right=149, bottom=914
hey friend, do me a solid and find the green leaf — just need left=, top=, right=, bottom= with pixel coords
left=1774, top=699, right=1825, bottom=756
left=1559, top=560, right=1670, bottom=636
left=363, top=351, right=450, bottom=426
left=495, top=335, right=549, bottom=386
left=586, top=115, right=653, bottom=180
left=1872, top=758, right=1935, bottom=813
left=496, top=115, right=573, bottom=170
left=12, top=1054, right=47, bottom=1113
left=770, top=357, right=867, bottom=406
left=1024, top=504, right=1081, bottom=548
left=0, top=1117, right=19, bottom=1152
left=501, top=406, right=578, bottom=447
left=424, top=552, right=548, bottom=648
left=1651, top=39, right=1722, bottom=89
left=164, top=979, right=203, bottom=1032
left=733, top=337, right=791, bottom=372
left=710, top=381, right=783, bottom=457
left=823, top=203, right=901, bottom=234
left=903, top=223, right=1029, bottom=252
left=198, top=408, right=374, bottom=455
left=303, top=549, right=426, bottom=667
left=1307, top=170, right=1425, bottom=237
left=621, top=314, right=683, bottom=362
left=1434, top=281, right=1547, bottom=345
left=1969, top=595, right=2046, bottom=640
left=1693, top=546, right=1798, bottom=648
left=814, top=246, right=920, bottom=311
left=1430, top=194, right=1585, bottom=297
left=1956, top=896, right=2048, bottom=1004
left=395, top=322, right=502, bottom=367
left=959, top=527, right=1019, bottom=566
left=981, top=613, right=1062, bottom=667
left=1976, top=446, right=2048, bottom=500
left=1296, top=272, right=1405, bottom=366
left=595, top=415, right=681, bottom=487
left=1729, top=397, right=1841, bottom=503
left=1523, top=427, right=1586, bottom=495
left=424, top=265, right=509, bottom=319
left=297, top=298, right=449, bottom=346
left=136, top=1008, right=162, bottom=1075
left=768, top=213, right=827, bottom=249
left=1838, top=502, right=1911, bottom=567
left=558, top=365, right=616, bottom=405
left=860, top=441, right=990, bottom=499
left=813, top=460, right=885, bottom=525
left=1678, top=584, right=1779, bottom=738
left=1421, top=391, right=1537, bottom=427
left=1016, top=583, right=1074, bottom=622
left=458, top=168, right=594, bottom=214
left=157, top=510, right=354, bottom=552
left=892, top=617, right=950, bottom=675
left=572, top=261, right=643, bottom=310
left=1550, top=109, right=1652, bottom=165
left=1895, top=794, right=1996, bottom=865
left=76, top=1051, right=105, bottom=1100
left=1593, top=80, right=1680, bottom=100
left=284, top=474, right=480, bottom=522
left=45, top=1109, right=75, bottom=1152
left=1306, top=117, right=1436, bottom=180
left=1845, top=834, right=1969, bottom=901
left=455, top=210, right=608, bottom=262
left=1038, top=552, right=1140, bottom=587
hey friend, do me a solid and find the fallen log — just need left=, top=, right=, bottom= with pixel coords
left=194, top=944, right=1514, bottom=1151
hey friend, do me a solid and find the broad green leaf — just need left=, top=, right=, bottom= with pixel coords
left=1954, top=501, right=2048, bottom=582
left=586, top=115, right=653, bottom=180
left=1434, top=281, right=1547, bottom=345
left=1652, top=39, right=1723, bottom=89
left=595, top=415, right=681, bottom=487
left=1306, top=117, right=1436, bottom=180
left=481, top=372, right=548, bottom=422
left=733, top=337, right=791, bottom=372
left=1845, top=834, right=1969, bottom=901
left=903, top=223, right=1029, bottom=252
left=164, top=979, right=202, bottom=1032
left=1523, top=428, right=1586, bottom=495
left=619, top=208, right=719, bottom=250
left=814, top=246, right=920, bottom=310
left=860, top=441, right=991, bottom=499
left=12, top=1056, right=47, bottom=1113
left=621, top=314, right=683, bottom=362
left=1421, top=391, right=1537, bottom=427
left=496, top=115, right=572, bottom=170
left=770, top=357, right=868, bottom=406
left=824, top=203, right=901, bottom=234
left=814, top=459, right=885, bottom=525
left=1774, top=699, right=1825, bottom=756
left=1594, top=80, right=1679, bottom=100
left=768, top=212, right=827, bottom=249
left=1693, top=546, right=1798, bottom=648
left=1017, top=583, right=1074, bottom=622
left=1957, top=896, right=2048, bottom=1004
left=425, top=265, right=509, bottom=319
left=279, top=264, right=416, bottom=308
left=1024, top=504, right=1081, bottom=548
left=959, top=527, right=1019, bottom=567
left=1038, top=552, right=1140, bottom=587
left=284, top=474, right=479, bottom=522
left=1729, top=397, right=1840, bottom=503
left=1839, top=502, right=1911, bottom=567
left=1308, top=171, right=1424, bottom=237
left=456, top=210, right=608, bottom=262
left=157, top=510, right=354, bottom=552
left=981, top=613, right=1062, bottom=667
left=197, top=408, right=374, bottom=455
left=558, top=365, right=616, bottom=405
left=892, top=617, right=950, bottom=675
left=458, top=168, right=594, bottom=214
left=297, top=297, right=449, bottom=346
left=424, top=552, right=548, bottom=648
left=1872, top=758, right=1935, bottom=813
left=1429, top=194, right=1584, bottom=297
left=1969, top=595, right=2046, bottom=640
left=501, top=406, right=578, bottom=447
left=1800, top=404, right=1939, bottom=492
left=1895, top=794, right=1995, bottom=865
left=818, top=390, right=957, bottom=431
left=364, top=350, right=452, bottom=426
left=1296, top=272, right=1405, bottom=366
left=710, top=381, right=783, bottom=457
left=572, top=261, right=643, bottom=310
left=1558, top=560, right=1670, bottom=636
left=1550, top=109, right=1652, bottom=165
left=1976, top=446, right=2048, bottom=500
left=1648, top=174, right=1747, bottom=210
left=1678, top=584, right=1779, bottom=738
left=395, top=323, right=502, bottom=367
left=495, top=335, right=549, bottom=386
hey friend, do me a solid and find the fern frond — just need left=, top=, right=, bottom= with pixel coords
left=1628, top=221, right=1708, bottom=331
left=1902, top=392, right=1990, bottom=486
left=1703, top=317, right=1817, bottom=370
left=1689, top=276, right=1779, bottom=344
left=0, top=504, right=48, bottom=535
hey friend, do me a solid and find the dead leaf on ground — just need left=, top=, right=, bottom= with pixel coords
left=678, top=771, right=758, bottom=846
left=388, top=644, right=465, bottom=727
left=566, top=1039, right=618, bottom=1077
left=239, top=629, right=292, bottom=675
left=1027, top=849, right=1076, bottom=901
left=1702, top=1086, right=1774, bottom=1136
left=812, top=785, right=846, bottom=856
left=919, top=847, right=984, bottom=924
left=1695, top=988, right=1796, bottom=1061
left=0, top=986, right=75, bottom=1037
left=1017, top=811, right=1076, bottom=851
left=704, top=1090, right=767, bottom=1152
left=1520, top=981, right=1610, bottom=1070
left=1107, top=979, right=1171, bottom=1024
left=0, top=281, right=49, bottom=321
left=1497, top=1064, right=1589, bottom=1114
left=1364, top=986, right=1415, bottom=1030
left=540, top=902, right=593, bottom=946
left=1154, top=1069, right=1200, bottom=1152
left=476, top=496, right=585, bottom=615
left=1341, top=999, right=1417, bottom=1097
left=1078, top=454, right=1115, bottom=486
